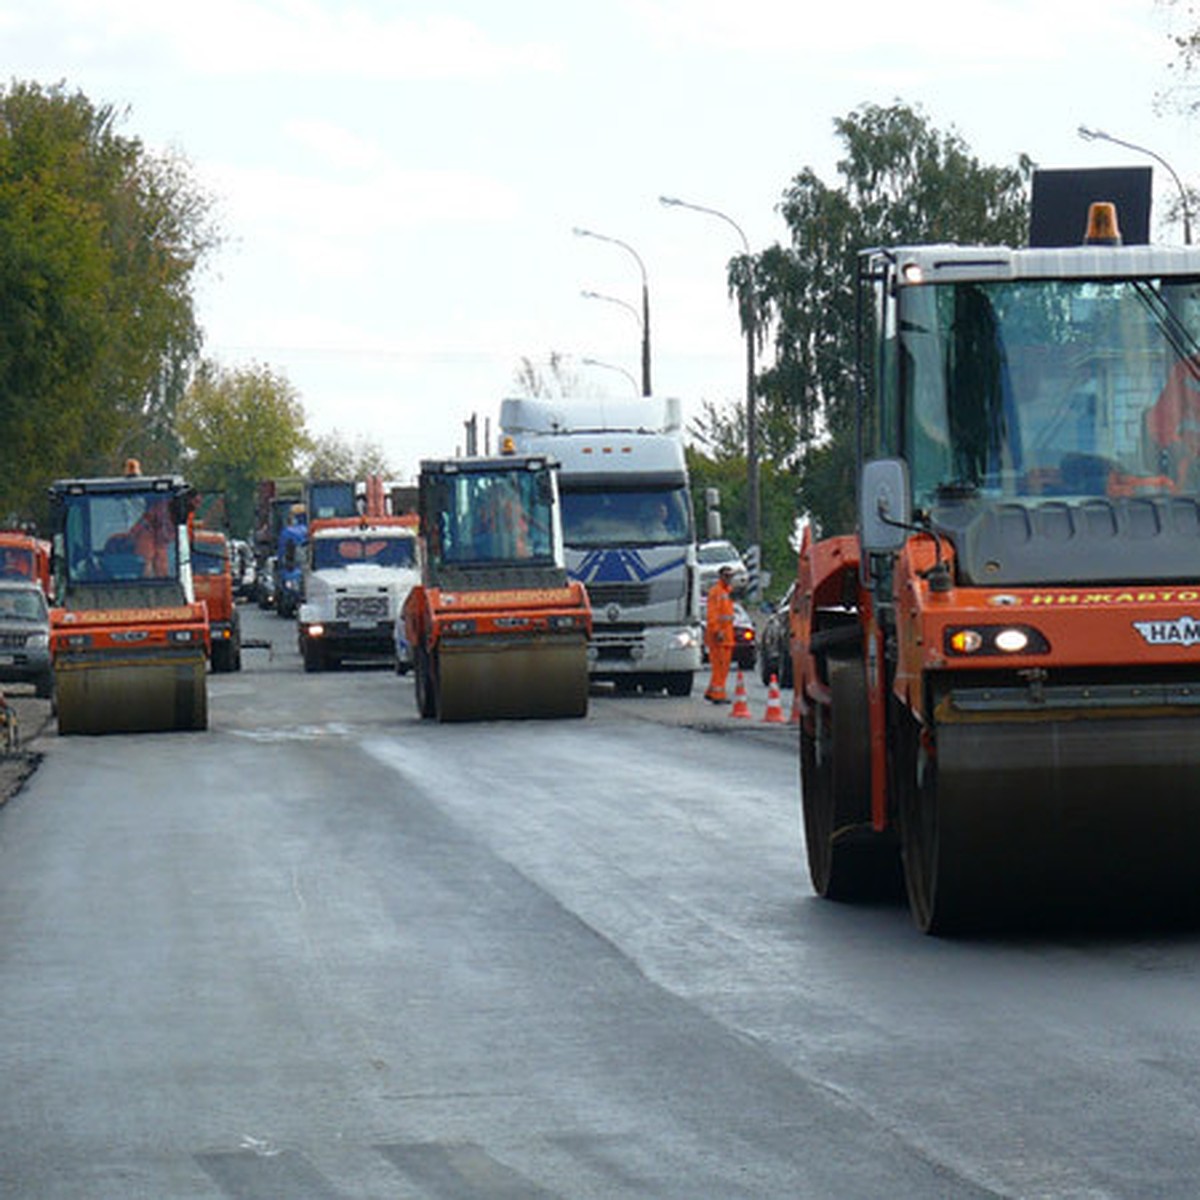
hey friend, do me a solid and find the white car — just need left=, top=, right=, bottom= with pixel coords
left=697, top=540, right=749, bottom=596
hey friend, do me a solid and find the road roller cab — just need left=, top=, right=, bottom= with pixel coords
left=48, top=470, right=210, bottom=734
left=403, top=453, right=592, bottom=721
left=798, top=200, right=1200, bottom=932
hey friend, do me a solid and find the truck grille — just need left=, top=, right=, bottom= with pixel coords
left=335, top=595, right=389, bottom=620
left=0, top=633, right=27, bottom=649
left=586, top=582, right=651, bottom=607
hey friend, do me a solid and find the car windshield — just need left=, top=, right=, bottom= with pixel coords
left=560, top=486, right=691, bottom=548
left=0, top=589, right=46, bottom=621
left=698, top=542, right=740, bottom=564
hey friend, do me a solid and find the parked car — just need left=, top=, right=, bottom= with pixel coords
left=760, top=581, right=795, bottom=687
left=0, top=580, right=52, bottom=698
left=697, top=540, right=749, bottom=596
left=701, top=597, right=756, bottom=671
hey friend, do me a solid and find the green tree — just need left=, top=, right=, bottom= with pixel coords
left=0, top=81, right=218, bottom=524
left=745, top=101, right=1030, bottom=535
left=177, top=360, right=311, bottom=537
left=304, top=429, right=394, bottom=481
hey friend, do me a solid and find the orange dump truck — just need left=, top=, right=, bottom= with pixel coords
left=796, top=203, right=1200, bottom=932
left=192, top=527, right=241, bottom=673
left=0, top=529, right=52, bottom=596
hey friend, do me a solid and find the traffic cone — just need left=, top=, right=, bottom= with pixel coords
left=763, top=674, right=786, bottom=723
left=730, top=670, right=751, bottom=719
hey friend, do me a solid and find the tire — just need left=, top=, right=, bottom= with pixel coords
left=34, top=670, right=53, bottom=699
left=665, top=672, right=693, bottom=698
left=211, top=639, right=232, bottom=674
left=414, top=644, right=436, bottom=719
left=801, top=657, right=899, bottom=901
left=302, top=639, right=324, bottom=673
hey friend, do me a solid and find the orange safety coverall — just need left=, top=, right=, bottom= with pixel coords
left=704, top=576, right=736, bottom=702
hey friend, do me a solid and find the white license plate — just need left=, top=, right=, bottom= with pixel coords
left=0, top=655, right=14, bottom=666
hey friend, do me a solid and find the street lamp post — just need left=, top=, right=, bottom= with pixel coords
left=659, top=194, right=760, bottom=594
left=581, top=289, right=643, bottom=328
left=573, top=227, right=651, bottom=396
left=1077, top=125, right=1193, bottom=245
left=582, top=357, right=639, bottom=395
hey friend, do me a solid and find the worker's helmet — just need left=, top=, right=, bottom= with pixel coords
left=124, top=458, right=142, bottom=477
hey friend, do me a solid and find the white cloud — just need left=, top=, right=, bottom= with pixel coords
left=624, top=0, right=1162, bottom=66
left=8, top=1, right=564, bottom=81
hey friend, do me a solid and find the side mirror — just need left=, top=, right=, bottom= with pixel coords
left=859, top=458, right=911, bottom=554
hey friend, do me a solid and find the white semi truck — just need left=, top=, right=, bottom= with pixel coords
left=499, top=396, right=702, bottom=695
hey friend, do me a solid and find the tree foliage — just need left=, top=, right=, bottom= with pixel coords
left=744, top=101, right=1030, bottom=535
left=0, top=80, right=218, bottom=525
left=304, top=429, right=393, bottom=482
left=177, top=360, right=311, bottom=537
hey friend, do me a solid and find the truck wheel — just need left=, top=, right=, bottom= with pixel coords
left=303, top=639, right=324, bottom=673
left=801, top=657, right=898, bottom=901
left=414, top=645, right=436, bottom=719
left=665, top=672, right=693, bottom=697
left=34, top=670, right=53, bottom=699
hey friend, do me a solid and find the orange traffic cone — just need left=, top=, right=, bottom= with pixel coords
left=763, top=674, right=786, bottom=723
left=730, top=670, right=751, bottom=719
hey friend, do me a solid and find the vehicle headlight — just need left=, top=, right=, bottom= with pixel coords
left=169, top=629, right=195, bottom=644
left=944, top=625, right=1049, bottom=655
left=26, top=633, right=48, bottom=649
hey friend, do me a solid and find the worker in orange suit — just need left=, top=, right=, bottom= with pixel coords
left=704, top=564, right=736, bottom=703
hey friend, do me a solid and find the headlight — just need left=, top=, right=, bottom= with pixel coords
left=444, top=618, right=477, bottom=636
left=26, top=633, right=49, bottom=649
left=169, top=629, right=195, bottom=644
left=306, top=623, right=325, bottom=638
left=944, top=625, right=1049, bottom=656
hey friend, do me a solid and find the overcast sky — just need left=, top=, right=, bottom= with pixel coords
left=2, top=0, right=1194, bottom=479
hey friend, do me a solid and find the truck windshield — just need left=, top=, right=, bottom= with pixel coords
left=62, top=491, right=179, bottom=584
left=312, top=535, right=416, bottom=569
left=0, top=548, right=34, bottom=580
left=191, top=542, right=227, bottom=576
left=899, top=275, right=1200, bottom=509
left=560, top=486, right=691, bottom=548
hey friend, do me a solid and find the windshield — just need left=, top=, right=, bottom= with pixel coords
left=312, top=534, right=416, bottom=569
left=0, top=548, right=34, bottom=580
left=0, top=588, right=46, bottom=621
left=428, top=466, right=556, bottom=566
left=899, top=275, right=1200, bottom=509
left=560, top=486, right=692, bottom=548
left=191, top=541, right=227, bottom=576
left=62, top=491, right=179, bottom=583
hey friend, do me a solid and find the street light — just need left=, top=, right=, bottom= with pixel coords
left=1077, top=125, right=1193, bottom=245
left=573, top=227, right=651, bottom=395
left=581, top=289, right=643, bottom=328
left=659, top=194, right=760, bottom=593
left=582, top=357, right=639, bottom=394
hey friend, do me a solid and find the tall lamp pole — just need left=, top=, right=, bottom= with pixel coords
left=573, top=227, right=651, bottom=396
left=660, top=194, right=759, bottom=592
left=1077, top=125, right=1193, bottom=245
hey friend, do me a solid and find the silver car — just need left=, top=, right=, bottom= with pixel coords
left=0, top=581, right=52, bottom=697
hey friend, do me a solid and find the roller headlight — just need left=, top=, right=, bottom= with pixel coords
left=944, top=625, right=1049, bottom=656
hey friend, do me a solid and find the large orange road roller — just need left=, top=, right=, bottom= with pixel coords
left=402, top=451, right=592, bottom=721
left=795, top=201, right=1200, bottom=933
left=48, top=466, right=210, bottom=734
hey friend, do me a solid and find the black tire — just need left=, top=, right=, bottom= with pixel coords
left=302, top=639, right=324, bottom=673
left=414, top=644, right=436, bottom=719
left=760, top=648, right=777, bottom=686
left=801, top=657, right=899, bottom=901
left=665, top=672, right=693, bottom=697
left=34, top=670, right=53, bottom=699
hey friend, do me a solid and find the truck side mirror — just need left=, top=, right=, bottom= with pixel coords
left=859, top=458, right=911, bottom=553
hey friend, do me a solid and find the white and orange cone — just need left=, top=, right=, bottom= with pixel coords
left=762, top=674, right=786, bottom=724
left=730, top=669, right=751, bottom=719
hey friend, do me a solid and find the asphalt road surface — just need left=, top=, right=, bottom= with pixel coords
left=2, top=605, right=1200, bottom=1198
